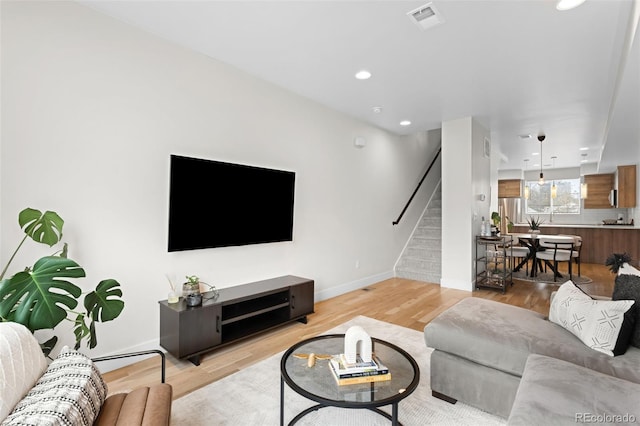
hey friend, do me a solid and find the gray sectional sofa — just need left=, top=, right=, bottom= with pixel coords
left=424, top=294, right=640, bottom=423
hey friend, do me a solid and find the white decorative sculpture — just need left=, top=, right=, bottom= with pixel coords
left=344, top=325, right=372, bottom=363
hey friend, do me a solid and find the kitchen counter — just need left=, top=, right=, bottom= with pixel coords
left=511, top=224, right=639, bottom=265
left=514, top=223, right=636, bottom=230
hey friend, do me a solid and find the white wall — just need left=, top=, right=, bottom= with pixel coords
left=0, top=2, right=436, bottom=358
left=440, top=117, right=490, bottom=292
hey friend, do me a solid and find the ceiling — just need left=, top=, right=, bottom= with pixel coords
left=81, top=0, right=639, bottom=173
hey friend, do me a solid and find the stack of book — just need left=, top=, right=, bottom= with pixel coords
left=328, top=354, right=391, bottom=386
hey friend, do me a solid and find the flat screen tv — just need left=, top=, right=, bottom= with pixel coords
left=168, top=155, right=295, bottom=251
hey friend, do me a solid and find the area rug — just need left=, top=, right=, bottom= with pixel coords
left=512, top=270, right=592, bottom=285
left=171, top=316, right=506, bottom=425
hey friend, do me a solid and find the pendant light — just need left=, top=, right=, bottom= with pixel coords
left=537, top=134, right=545, bottom=185
left=550, top=156, right=557, bottom=199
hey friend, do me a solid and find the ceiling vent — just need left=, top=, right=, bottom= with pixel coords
left=407, top=3, right=444, bottom=31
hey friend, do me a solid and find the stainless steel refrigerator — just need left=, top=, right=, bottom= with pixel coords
left=498, top=198, right=522, bottom=233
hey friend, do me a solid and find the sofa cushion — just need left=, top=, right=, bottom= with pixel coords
left=614, top=263, right=640, bottom=348
left=508, top=354, right=640, bottom=426
left=617, top=262, right=640, bottom=278
left=549, top=280, right=635, bottom=356
left=424, top=297, right=640, bottom=384
left=94, top=384, right=172, bottom=426
left=2, top=348, right=107, bottom=426
left=425, top=297, right=557, bottom=376
left=0, top=323, right=48, bottom=422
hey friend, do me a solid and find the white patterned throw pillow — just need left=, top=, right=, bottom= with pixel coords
left=2, top=348, right=107, bottom=426
left=549, top=280, right=635, bottom=356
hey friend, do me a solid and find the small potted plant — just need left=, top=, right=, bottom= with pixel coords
left=505, top=216, right=514, bottom=233
left=183, top=275, right=203, bottom=307
left=491, top=211, right=501, bottom=227
left=527, top=216, right=544, bottom=233
left=490, top=211, right=501, bottom=235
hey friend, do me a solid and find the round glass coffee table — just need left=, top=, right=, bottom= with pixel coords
left=280, top=334, right=420, bottom=425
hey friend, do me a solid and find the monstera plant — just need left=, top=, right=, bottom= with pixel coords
left=0, top=208, right=124, bottom=356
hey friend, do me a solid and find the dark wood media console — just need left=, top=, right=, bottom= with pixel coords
left=159, top=275, right=314, bottom=365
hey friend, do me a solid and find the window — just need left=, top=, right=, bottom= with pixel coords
left=525, top=178, right=581, bottom=214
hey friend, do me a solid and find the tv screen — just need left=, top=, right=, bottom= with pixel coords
left=168, top=155, right=295, bottom=251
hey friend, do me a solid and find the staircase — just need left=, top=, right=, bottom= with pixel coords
left=395, top=184, right=442, bottom=283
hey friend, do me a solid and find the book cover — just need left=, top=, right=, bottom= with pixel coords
left=332, top=368, right=390, bottom=379
left=330, top=354, right=388, bottom=376
left=339, top=353, right=378, bottom=369
left=329, top=362, right=392, bottom=386
left=329, top=359, right=389, bottom=378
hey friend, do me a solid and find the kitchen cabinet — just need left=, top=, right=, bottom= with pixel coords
left=617, top=165, right=636, bottom=208
left=498, top=179, right=522, bottom=198
left=583, top=173, right=615, bottom=209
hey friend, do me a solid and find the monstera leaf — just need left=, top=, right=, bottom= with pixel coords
left=0, top=256, right=85, bottom=330
left=19, top=208, right=64, bottom=247
left=75, top=279, right=124, bottom=349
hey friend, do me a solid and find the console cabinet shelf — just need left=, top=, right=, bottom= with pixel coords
left=159, top=275, right=314, bottom=365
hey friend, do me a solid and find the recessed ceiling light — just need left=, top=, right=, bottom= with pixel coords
left=372, top=106, right=383, bottom=114
left=580, top=159, right=589, bottom=163
left=400, top=120, right=411, bottom=126
left=355, top=70, right=372, bottom=80
left=519, top=134, right=533, bottom=139
left=532, top=152, right=539, bottom=156
left=579, top=147, right=589, bottom=151
left=556, top=0, right=586, bottom=11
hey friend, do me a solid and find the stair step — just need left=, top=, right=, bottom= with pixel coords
left=413, top=228, right=441, bottom=238
left=404, top=247, right=441, bottom=259
left=396, top=258, right=441, bottom=270
left=420, top=217, right=441, bottom=227
left=395, top=182, right=442, bottom=283
left=395, top=269, right=441, bottom=284
left=423, top=207, right=442, bottom=217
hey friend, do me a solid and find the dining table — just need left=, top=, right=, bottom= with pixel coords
left=506, top=233, right=576, bottom=279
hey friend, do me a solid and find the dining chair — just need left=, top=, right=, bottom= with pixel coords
left=556, top=234, right=582, bottom=276
left=536, top=236, right=575, bottom=282
left=569, top=235, right=582, bottom=276
left=506, top=238, right=532, bottom=275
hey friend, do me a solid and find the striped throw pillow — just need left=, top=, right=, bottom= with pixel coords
left=2, top=349, right=107, bottom=426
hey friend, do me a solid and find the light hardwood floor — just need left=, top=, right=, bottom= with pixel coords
left=102, top=262, right=615, bottom=400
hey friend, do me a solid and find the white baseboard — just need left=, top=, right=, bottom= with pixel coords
left=314, top=270, right=395, bottom=302
left=94, top=339, right=163, bottom=373
left=439, top=277, right=473, bottom=292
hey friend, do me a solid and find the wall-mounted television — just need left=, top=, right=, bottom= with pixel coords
left=168, top=155, right=295, bottom=251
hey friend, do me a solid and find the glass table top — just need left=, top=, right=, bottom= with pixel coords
left=281, top=334, right=419, bottom=408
